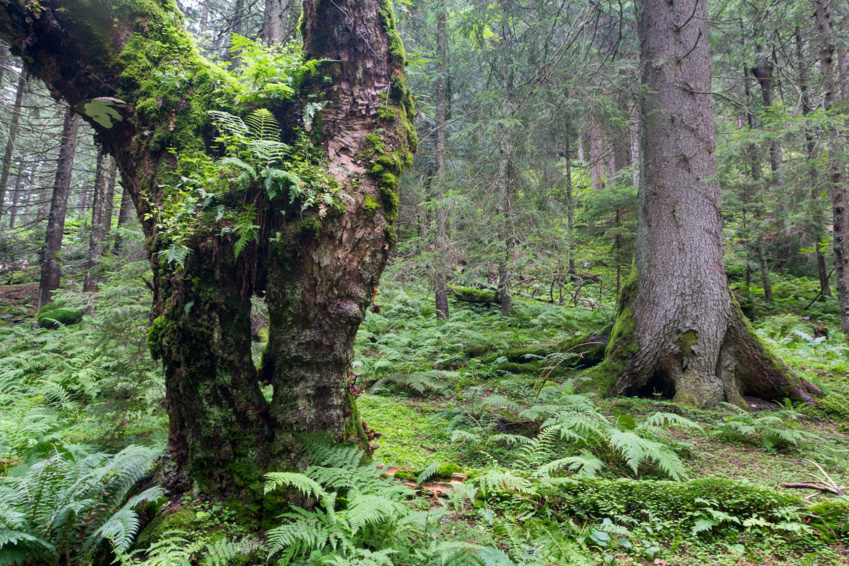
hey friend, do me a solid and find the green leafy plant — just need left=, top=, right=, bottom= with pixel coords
left=0, top=446, right=162, bottom=565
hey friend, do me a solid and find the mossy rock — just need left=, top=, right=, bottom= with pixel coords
left=36, top=307, right=83, bottom=329
left=134, top=505, right=196, bottom=549
left=535, top=477, right=804, bottom=530
left=546, top=478, right=805, bottom=520
left=810, top=500, right=849, bottom=541
left=557, top=328, right=610, bottom=369
left=394, top=463, right=462, bottom=483
left=811, top=392, right=849, bottom=420
left=448, top=285, right=497, bottom=304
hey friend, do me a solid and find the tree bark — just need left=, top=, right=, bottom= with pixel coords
left=38, top=106, right=79, bottom=309
left=565, top=134, right=575, bottom=273
left=83, top=149, right=108, bottom=292
left=113, top=184, right=132, bottom=251
left=814, top=0, right=849, bottom=336
left=497, top=138, right=513, bottom=316
left=796, top=26, right=832, bottom=298
left=101, top=153, right=117, bottom=236
left=262, top=0, right=289, bottom=45
left=0, top=0, right=415, bottom=507
left=593, top=0, right=815, bottom=408
left=8, top=159, right=24, bottom=228
left=0, top=69, right=26, bottom=218
left=433, top=0, right=449, bottom=320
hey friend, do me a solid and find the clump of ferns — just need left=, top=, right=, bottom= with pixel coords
left=368, top=369, right=457, bottom=396
left=450, top=382, right=700, bottom=481
left=0, top=446, right=162, bottom=565
left=712, top=404, right=821, bottom=451
left=262, top=437, right=486, bottom=565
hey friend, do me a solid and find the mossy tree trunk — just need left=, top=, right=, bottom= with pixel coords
left=0, top=0, right=414, bottom=506
left=593, top=0, right=818, bottom=408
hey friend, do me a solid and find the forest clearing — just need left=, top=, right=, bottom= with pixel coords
left=0, top=0, right=848, bottom=564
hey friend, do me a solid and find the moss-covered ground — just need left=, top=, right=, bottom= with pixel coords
left=2, top=256, right=848, bottom=564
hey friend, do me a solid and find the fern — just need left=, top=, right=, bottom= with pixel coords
left=607, top=429, right=687, bottom=480
left=245, top=108, right=280, bottom=141
left=264, top=472, right=327, bottom=499
left=0, top=446, right=161, bottom=565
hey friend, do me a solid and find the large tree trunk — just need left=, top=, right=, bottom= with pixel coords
left=38, top=107, right=79, bottom=309
left=0, top=70, right=26, bottom=217
left=433, top=0, right=449, bottom=320
left=814, top=0, right=849, bottom=337
left=592, top=0, right=816, bottom=408
left=0, top=0, right=414, bottom=508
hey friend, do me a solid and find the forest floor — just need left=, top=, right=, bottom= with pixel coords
left=1, top=259, right=848, bottom=565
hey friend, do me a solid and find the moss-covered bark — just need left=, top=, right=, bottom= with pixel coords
left=0, top=0, right=415, bottom=511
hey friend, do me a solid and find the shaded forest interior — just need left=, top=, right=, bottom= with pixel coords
left=0, top=0, right=849, bottom=565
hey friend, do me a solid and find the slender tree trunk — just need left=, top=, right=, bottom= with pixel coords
left=797, top=26, right=831, bottom=297
left=588, top=121, right=607, bottom=191
left=113, top=184, right=132, bottom=251
left=263, top=0, right=289, bottom=45
left=199, top=0, right=210, bottom=34
left=38, top=107, right=79, bottom=309
left=594, top=0, right=815, bottom=408
left=814, top=0, right=849, bottom=336
left=83, top=150, right=108, bottom=292
left=565, top=135, right=575, bottom=272
left=101, top=154, right=117, bottom=236
left=497, top=138, right=513, bottom=316
left=0, top=70, right=26, bottom=217
left=8, top=159, right=24, bottom=228
left=433, top=0, right=449, bottom=320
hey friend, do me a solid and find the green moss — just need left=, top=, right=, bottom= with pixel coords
left=134, top=505, right=195, bottom=549
left=672, top=390, right=700, bottom=408
left=537, top=477, right=805, bottom=533
left=147, top=315, right=169, bottom=360
left=363, top=194, right=380, bottom=215
left=448, top=285, right=496, bottom=304
left=677, top=330, right=698, bottom=361
left=810, top=500, right=849, bottom=541
left=584, top=265, right=639, bottom=395
left=36, top=308, right=83, bottom=329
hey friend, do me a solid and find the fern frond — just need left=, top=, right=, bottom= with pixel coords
left=245, top=109, right=280, bottom=141
left=264, top=472, right=327, bottom=499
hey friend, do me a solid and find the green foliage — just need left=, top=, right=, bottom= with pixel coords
left=713, top=406, right=820, bottom=451
left=0, top=446, right=162, bottom=565
left=228, top=35, right=322, bottom=105
left=265, top=440, right=486, bottom=565
left=36, top=307, right=83, bottom=329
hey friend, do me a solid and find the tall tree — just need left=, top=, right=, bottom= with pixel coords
left=795, top=25, right=831, bottom=298
left=0, top=0, right=414, bottom=507
left=37, top=107, right=79, bottom=309
left=83, top=149, right=109, bottom=292
left=813, top=0, right=849, bottom=336
left=262, top=0, right=289, bottom=45
left=0, top=69, right=26, bottom=218
left=433, top=0, right=449, bottom=320
left=593, top=0, right=816, bottom=407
